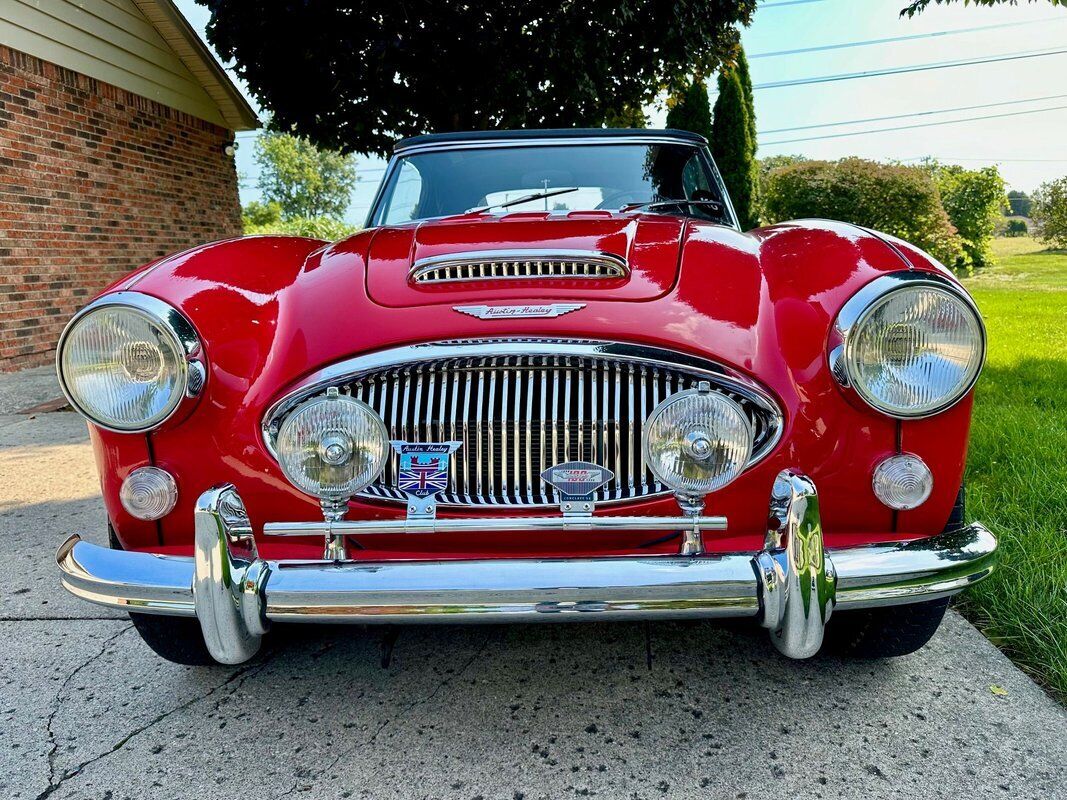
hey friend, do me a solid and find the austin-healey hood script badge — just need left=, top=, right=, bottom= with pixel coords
left=391, top=440, right=462, bottom=520
left=453, top=304, right=585, bottom=320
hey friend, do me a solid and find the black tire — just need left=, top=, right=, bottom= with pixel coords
left=108, top=524, right=220, bottom=666
left=825, top=596, right=950, bottom=658
left=129, top=612, right=220, bottom=666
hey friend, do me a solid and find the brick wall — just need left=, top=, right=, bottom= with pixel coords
left=0, top=45, right=244, bottom=371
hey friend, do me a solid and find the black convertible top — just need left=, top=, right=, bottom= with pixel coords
left=394, top=128, right=707, bottom=153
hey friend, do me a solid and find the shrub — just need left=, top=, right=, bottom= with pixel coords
left=244, top=215, right=358, bottom=240
left=1031, top=176, right=1067, bottom=249
left=1004, top=219, right=1028, bottom=237
left=928, top=163, right=1007, bottom=270
left=762, top=157, right=965, bottom=268
left=241, top=199, right=282, bottom=230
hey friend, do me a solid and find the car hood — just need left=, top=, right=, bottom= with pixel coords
left=362, top=211, right=689, bottom=307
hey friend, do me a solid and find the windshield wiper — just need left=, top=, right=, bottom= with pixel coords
left=620, top=198, right=725, bottom=216
left=468, top=187, right=580, bottom=213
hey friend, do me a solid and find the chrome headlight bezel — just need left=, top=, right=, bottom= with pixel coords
left=274, top=390, right=390, bottom=501
left=642, top=384, right=755, bottom=498
left=56, top=291, right=205, bottom=433
left=830, top=272, right=986, bottom=419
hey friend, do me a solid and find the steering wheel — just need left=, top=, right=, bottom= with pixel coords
left=596, top=190, right=650, bottom=211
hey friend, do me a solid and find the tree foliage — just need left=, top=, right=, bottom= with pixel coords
left=927, top=162, right=1007, bottom=270
left=762, top=157, right=966, bottom=268
left=200, top=1, right=757, bottom=156
left=1031, top=176, right=1067, bottom=248
left=711, top=57, right=760, bottom=229
left=1007, top=190, right=1033, bottom=217
left=665, top=78, right=712, bottom=141
left=255, top=131, right=358, bottom=219
left=902, top=0, right=1062, bottom=15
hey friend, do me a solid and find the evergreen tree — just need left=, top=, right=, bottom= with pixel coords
left=735, top=48, right=758, bottom=149
left=711, top=67, right=759, bottom=229
left=665, top=77, right=712, bottom=142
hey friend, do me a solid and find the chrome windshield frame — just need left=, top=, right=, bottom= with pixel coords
left=365, top=137, right=740, bottom=230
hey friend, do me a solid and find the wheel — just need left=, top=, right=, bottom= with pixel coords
left=129, top=612, right=219, bottom=666
left=824, top=597, right=950, bottom=658
left=824, top=482, right=964, bottom=658
left=108, top=524, right=220, bottom=665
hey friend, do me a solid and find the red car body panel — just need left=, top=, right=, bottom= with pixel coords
left=89, top=214, right=972, bottom=560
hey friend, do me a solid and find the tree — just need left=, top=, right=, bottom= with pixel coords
left=734, top=48, right=758, bottom=155
left=711, top=64, right=759, bottom=229
left=665, top=77, right=712, bottom=141
left=200, top=1, right=757, bottom=155
left=1031, top=176, right=1067, bottom=249
left=927, top=162, right=1007, bottom=270
left=255, top=131, right=358, bottom=220
left=762, top=157, right=966, bottom=268
left=903, top=0, right=1062, bottom=13
left=1007, top=190, right=1033, bottom=217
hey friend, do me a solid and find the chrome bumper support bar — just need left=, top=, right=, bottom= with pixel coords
left=56, top=473, right=998, bottom=664
left=262, top=514, right=728, bottom=537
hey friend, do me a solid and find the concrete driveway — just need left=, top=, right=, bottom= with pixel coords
left=1, top=369, right=1064, bottom=800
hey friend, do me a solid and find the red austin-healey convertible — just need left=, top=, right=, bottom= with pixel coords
left=55, top=129, right=996, bottom=665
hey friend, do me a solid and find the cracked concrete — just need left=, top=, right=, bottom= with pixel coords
left=1, top=400, right=1065, bottom=799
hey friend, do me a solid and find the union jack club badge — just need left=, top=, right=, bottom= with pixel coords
left=391, top=440, right=462, bottom=520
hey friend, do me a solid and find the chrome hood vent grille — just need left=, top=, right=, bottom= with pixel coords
left=264, top=340, right=783, bottom=509
left=410, top=250, right=628, bottom=284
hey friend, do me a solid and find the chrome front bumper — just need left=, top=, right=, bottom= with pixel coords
left=56, top=471, right=998, bottom=665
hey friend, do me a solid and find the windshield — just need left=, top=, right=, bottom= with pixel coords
left=371, top=142, right=734, bottom=227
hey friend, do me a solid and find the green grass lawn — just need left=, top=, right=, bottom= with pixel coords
left=960, top=236, right=1067, bottom=698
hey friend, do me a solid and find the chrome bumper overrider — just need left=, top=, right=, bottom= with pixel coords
left=56, top=470, right=998, bottom=665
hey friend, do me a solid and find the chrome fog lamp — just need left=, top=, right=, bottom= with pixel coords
left=276, top=389, right=388, bottom=519
left=57, top=294, right=202, bottom=432
left=120, top=466, right=178, bottom=520
left=835, top=277, right=985, bottom=418
left=643, top=383, right=754, bottom=509
left=872, top=454, right=933, bottom=510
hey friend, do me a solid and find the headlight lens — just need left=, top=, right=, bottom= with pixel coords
left=643, top=387, right=753, bottom=496
left=276, top=392, right=388, bottom=500
left=845, top=284, right=984, bottom=417
left=59, top=304, right=190, bottom=431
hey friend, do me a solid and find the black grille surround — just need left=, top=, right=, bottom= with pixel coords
left=263, top=340, right=783, bottom=508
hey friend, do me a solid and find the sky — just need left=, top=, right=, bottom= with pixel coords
left=176, top=0, right=1067, bottom=224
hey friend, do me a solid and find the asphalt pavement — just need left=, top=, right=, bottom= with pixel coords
left=1, top=368, right=1064, bottom=800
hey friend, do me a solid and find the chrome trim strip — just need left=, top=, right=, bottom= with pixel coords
left=830, top=271, right=987, bottom=419
left=409, top=250, right=629, bottom=284
left=261, top=340, right=786, bottom=508
left=55, top=291, right=205, bottom=434
left=394, top=135, right=707, bottom=156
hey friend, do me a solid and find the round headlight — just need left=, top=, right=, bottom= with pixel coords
left=58, top=298, right=195, bottom=431
left=643, top=386, right=754, bottom=497
left=276, top=391, right=388, bottom=500
left=843, top=282, right=985, bottom=418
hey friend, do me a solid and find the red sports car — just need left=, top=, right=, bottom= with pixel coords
left=55, top=128, right=996, bottom=665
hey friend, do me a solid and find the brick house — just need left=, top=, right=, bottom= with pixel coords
left=0, top=0, right=258, bottom=370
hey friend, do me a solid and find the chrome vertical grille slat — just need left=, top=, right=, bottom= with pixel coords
left=263, top=342, right=780, bottom=508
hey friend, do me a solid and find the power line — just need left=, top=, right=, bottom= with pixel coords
left=759, top=93, right=1067, bottom=135
left=754, top=47, right=1067, bottom=90
left=760, top=0, right=830, bottom=7
left=750, top=17, right=1066, bottom=59
left=901, top=156, right=1067, bottom=163
left=761, top=103, right=1067, bottom=146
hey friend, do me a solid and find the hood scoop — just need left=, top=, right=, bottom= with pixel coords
left=409, top=249, right=629, bottom=284
left=364, top=213, right=686, bottom=307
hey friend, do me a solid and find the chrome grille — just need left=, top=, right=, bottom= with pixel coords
left=317, top=347, right=781, bottom=507
left=410, top=250, right=628, bottom=284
